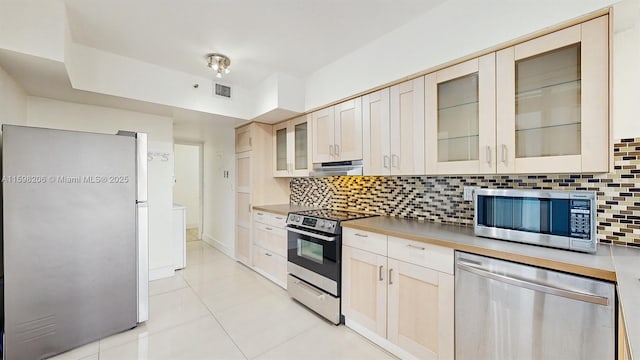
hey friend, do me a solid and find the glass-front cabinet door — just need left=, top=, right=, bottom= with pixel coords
left=272, top=122, right=290, bottom=177
left=273, top=115, right=311, bottom=177
left=496, top=16, right=609, bottom=173
left=426, top=54, right=496, bottom=174
left=291, top=115, right=311, bottom=177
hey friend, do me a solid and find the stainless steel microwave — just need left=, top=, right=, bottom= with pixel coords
left=474, top=189, right=597, bottom=253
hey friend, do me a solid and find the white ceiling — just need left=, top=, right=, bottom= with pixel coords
left=1, top=0, right=447, bottom=139
left=64, top=0, right=446, bottom=89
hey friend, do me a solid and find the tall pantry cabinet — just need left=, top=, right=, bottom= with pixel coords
left=235, top=123, right=289, bottom=266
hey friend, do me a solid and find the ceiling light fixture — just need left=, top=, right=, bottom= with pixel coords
left=207, top=53, right=231, bottom=78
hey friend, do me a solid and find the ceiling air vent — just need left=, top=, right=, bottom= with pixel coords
left=214, top=83, right=231, bottom=98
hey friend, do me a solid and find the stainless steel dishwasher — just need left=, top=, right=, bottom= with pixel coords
left=455, top=252, right=615, bottom=360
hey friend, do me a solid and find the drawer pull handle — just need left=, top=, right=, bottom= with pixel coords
left=406, top=244, right=425, bottom=251
left=354, top=233, right=369, bottom=238
left=378, top=265, right=384, bottom=281
left=265, top=227, right=273, bottom=231
left=265, top=253, right=272, bottom=257
left=388, top=268, right=393, bottom=285
left=275, top=216, right=284, bottom=220
left=257, top=212, right=264, bottom=215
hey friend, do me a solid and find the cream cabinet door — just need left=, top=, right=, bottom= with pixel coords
left=235, top=125, right=252, bottom=153
left=312, top=107, right=335, bottom=163
left=272, top=122, right=290, bottom=177
left=426, top=54, right=496, bottom=174
left=387, top=258, right=454, bottom=360
left=235, top=152, right=252, bottom=265
left=390, top=78, right=425, bottom=175
left=334, top=97, right=363, bottom=161
left=363, top=88, right=391, bottom=176
left=496, top=16, right=609, bottom=173
left=342, top=245, right=387, bottom=339
left=291, top=115, right=311, bottom=177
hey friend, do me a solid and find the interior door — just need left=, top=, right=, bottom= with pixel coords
left=235, top=151, right=252, bottom=265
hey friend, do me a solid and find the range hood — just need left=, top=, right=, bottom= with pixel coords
left=310, top=160, right=363, bottom=176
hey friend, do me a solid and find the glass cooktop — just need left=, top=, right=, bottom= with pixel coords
left=292, top=209, right=378, bottom=222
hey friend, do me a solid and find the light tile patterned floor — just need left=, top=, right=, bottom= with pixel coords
left=51, top=240, right=395, bottom=360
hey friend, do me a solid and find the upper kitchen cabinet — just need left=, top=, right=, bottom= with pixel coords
left=235, top=125, right=252, bottom=153
left=364, top=79, right=425, bottom=176
left=426, top=54, right=496, bottom=174
left=273, top=115, right=312, bottom=177
left=496, top=15, right=609, bottom=173
left=312, top=98, right=363, bottom=163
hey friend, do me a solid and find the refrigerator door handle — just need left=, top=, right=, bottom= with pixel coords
left=137, top=201, right=149, bottom=323
left=136, top=133, right=148, bottom=202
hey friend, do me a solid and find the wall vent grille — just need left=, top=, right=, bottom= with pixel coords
left=214, top=83, right=231, bottom=98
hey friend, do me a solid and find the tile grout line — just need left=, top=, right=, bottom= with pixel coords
left=183, top=241, right=251, bottom=360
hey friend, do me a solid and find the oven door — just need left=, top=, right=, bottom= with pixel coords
left=287, top=226, right=340, bottom=295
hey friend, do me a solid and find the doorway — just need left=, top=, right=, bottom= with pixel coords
left=173, top=143, right=203, bottom=242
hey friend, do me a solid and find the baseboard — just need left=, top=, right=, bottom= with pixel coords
left=345, top=318, right=419, bottom=360
left=149, top=265, right=175, bottom=281
left=202, top=234, right=234, bottom=258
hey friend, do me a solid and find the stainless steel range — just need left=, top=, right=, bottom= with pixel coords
left=286, top=209, right=377, bottom=324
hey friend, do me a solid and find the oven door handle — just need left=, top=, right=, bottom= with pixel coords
left=287, top=227, right=337, bottom=242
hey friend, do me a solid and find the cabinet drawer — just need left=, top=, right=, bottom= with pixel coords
left=252, top=245, right=287, bottom=287
left=254, top=211, right=287, bottom=228
left=343, top=228, right=387, bottom=256
left=388, top=236, right=453, bottom=274
left=253, top=222, right=287, bottom=257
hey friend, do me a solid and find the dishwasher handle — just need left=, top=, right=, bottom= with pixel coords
left=456, top=260, right=610, bottom=306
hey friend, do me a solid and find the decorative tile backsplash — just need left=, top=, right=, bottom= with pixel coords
left=290, top=138, right=640, bottom=247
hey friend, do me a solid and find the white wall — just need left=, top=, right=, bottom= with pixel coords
left=0, top=0, right=65, bottom=61
left=26, top=96, right=176, bottom=280
left=0, top=65, right=27, bottom=127
left=304, top=0, right=617, bottom=111
left=173, top=143, right=201, bottom=230
left=201, top=125, right=236, bottom=257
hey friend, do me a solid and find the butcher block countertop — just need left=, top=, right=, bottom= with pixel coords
left=342, top=215, right=640, bottom=359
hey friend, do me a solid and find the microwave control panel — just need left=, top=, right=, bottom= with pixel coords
left=570, top=199, right=591, bottom=239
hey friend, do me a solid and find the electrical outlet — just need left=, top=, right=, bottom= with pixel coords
left=463, top=186, right=480, bottom=201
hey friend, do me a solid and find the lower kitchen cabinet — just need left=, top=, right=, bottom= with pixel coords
left=342, top=245, right=388, bottom=338
left=252, top=211, right=288, bottom=288
left=342, top=228, right=454, bottom=360
left=387, top=258, right=454, bottom=360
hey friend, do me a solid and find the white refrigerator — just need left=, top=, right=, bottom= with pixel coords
left=1, top=125, right=149, bottom=360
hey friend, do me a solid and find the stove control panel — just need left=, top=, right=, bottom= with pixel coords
left=287, top=214, right=339, bottom=234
